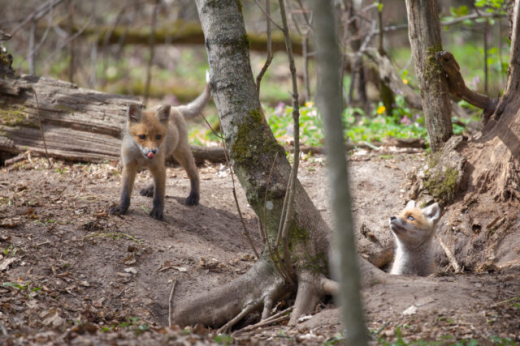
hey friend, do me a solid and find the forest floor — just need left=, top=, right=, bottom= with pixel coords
left=0, top=150, right=519, bottom=345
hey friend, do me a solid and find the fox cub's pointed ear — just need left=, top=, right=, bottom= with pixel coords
left=422, top=203, right=441, bottom=223
left=405, top=200, right=416, bottom=209
left=127, top=104, right=143, bottom=123
left=156, top=105, right=171, bottom=124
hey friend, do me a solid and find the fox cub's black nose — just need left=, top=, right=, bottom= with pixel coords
left=390, top=215, right=396, bottom=221
left=151, top=149, right=157, bottom=154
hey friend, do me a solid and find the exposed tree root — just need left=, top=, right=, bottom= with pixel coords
left=172, top=258, right=286, bottom=327
left=320, top=277, right=339, bottom=296
left=289, top=271, right=322, bottom=325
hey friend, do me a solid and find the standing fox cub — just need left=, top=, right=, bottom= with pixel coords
left=110, top=82, right=210, bottom=220
left=389, top=201, right=441, bottom=276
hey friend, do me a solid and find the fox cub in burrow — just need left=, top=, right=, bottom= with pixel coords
left=110, top=82, right=210, bottom=220
left=388, top=200, right=441, bottom=276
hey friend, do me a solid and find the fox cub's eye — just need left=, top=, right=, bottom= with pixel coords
left=156, top=135, right=162, bottom=140
left=407, top=216, right=415, bottom=221
left=138, top=134, right=146, bottom=140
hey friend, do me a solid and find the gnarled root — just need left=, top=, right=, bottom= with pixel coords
left=172, top=258, right=286, bottom=327
left=172, top=255, right=389, bottom=329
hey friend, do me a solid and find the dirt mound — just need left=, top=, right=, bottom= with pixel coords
left=0, top=153, right=518, bottom=344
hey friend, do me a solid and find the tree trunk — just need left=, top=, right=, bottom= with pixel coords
left=313, top=0, right=367, bottom=343
left=412, top=2, right=520, bottom=273
left=172, top=0, right=384, bottom=328
left=405, top=0, right=452, bottom=152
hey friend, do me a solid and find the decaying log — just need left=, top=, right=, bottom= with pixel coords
left=436, top=51, right=498, bottom=122
left=73, top=23, right=304, bottom=55
left=0, top=73, right=223, bottom=165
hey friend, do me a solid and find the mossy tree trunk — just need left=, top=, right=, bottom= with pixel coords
left=405, top=0, right=453, bottom=152
left=171, top=0, right=384, bottom=328
left=417, top=2, right=520, bottom=273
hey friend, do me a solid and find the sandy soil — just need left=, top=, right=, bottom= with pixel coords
left=0, top=151, right=519, bottom=345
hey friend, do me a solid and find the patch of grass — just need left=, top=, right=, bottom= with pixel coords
left=214, top=334, right=233, bottom=345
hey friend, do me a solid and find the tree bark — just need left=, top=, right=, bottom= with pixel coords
left=313, top=0, right=368, bottom=343
left=409, top=2, right=520, bottom=273
left=172, top=0, right=385, bottom=328
left=405, top=0, right=453, bottom=152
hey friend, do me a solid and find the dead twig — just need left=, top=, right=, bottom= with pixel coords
left=4, top=153, right=28, bottom=167
left=32, top=89, right=52, bottom=169
left=233, top=307, right=293, bottom=335
left=436, top=235, right=462, bottom=273
left=218, top=300, right=261, bottom=334
left=168, top=279, right=177, bottom=328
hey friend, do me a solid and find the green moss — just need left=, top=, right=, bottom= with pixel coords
left=424, top=165, right=459, bottom=204
left=236, top=0, right=242, bottom=13
left=290, top=225, right=309, bottom=243
left=230, top=108, right=284, bottom=169
left=240, top=34, right=250, bottom=50
left=53, top=104, right=75, bottom=113
left=301, top=252, right=328, bottom=274
left=0, top=106, right=38, bottom=128
left=0, top=52, right=11, bottom=67
left=424, top=44, right=443, bottom=82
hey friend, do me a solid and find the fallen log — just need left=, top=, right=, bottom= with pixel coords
left=0, top=72, right=224, bottom=165
left=73, top=22, right=304, bottom=55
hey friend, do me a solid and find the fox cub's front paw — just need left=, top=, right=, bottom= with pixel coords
left=186, top=191, right=199, bottom=206
left=150, top=208, right=164, bottom=220
left=109, top=204, right=128, bottom=215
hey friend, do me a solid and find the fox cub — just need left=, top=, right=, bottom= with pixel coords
left=388, top=201, right=441, bottom=276
left=110, top=83, right=210, bottom=220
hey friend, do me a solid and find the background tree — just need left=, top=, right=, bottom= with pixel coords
left=405, top=0, right=453, bottom=152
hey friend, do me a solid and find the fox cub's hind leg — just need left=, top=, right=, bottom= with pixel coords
left=173, top=145, right=200, bottom=206
left=140, top=183, right=154, bottom=197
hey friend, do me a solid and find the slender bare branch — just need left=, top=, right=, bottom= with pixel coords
left=256, top=0, right=274, bottom=96
left=144, top=0, right=161, bottom=106
left=277, top=0, right=300, bottom=285
left=252, top=0, right=284, bottom=31
left=11, top=0, right=65, bottom=36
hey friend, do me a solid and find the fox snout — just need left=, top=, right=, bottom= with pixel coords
left=140, top=146, right=159, bottom=159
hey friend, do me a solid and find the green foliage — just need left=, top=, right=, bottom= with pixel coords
left=265, top=102, right=323, bottom=147
left=344, top=96, right=428, bottom=144
left=475, top=0, right=505, bottom=13
left=214, top=334, right=233, bottom=345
